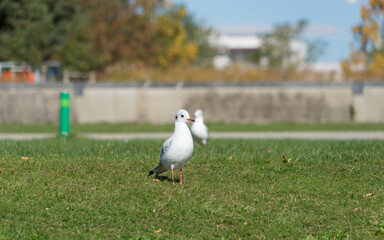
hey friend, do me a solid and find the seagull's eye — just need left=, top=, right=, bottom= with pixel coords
left=181, top=115, right=184, bottom=118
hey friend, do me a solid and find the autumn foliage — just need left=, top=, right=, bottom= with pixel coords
left=84, top=0, right=199, bottom=68
left=342, top=0, right=384, bottom=80
left=0, top=0, right=204, bottom=71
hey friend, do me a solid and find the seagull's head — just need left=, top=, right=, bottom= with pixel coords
left=175, top=109, right=195, bottom=123
left=194, top=109, right=203, bottom=118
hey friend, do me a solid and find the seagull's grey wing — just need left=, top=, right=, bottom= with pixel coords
left=160, top=137, right=172, bottom=161
left=155, top=138, right=173, bottom=175
left=203, top=123, right=209, bottom=137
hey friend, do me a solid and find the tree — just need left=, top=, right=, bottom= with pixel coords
left=0, top=0, right=212, bottom=72
left=83, top=0, right=205, bottom=68
left=341, top=0, right=384, bottom=80
left=182, top=12, right=216, bottom=66
left=252, top=20, right=306, bottom=71
left=0, top=0, right=54, bottom=68
left=252, top=20, right=326, bottom=73
left=0, top=0, right=97, bottom=70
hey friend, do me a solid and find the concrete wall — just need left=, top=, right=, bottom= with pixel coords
left=0, top=82, right=383, bottom=124
left=182, top=87, right=352, bottom=123
left=353, top=84, right=384, bottom=122
left=0, top=87, right=68, bottom=124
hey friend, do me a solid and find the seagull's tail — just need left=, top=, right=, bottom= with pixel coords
left=148, top=167, right=158, bottom=176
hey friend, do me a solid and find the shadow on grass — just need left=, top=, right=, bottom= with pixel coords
left=152, top=175, right=181, bottom=184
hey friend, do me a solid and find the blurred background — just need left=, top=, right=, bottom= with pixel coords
left=0, top=0, right=384, bottom=125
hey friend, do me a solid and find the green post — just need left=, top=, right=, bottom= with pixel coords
left=60, top=91, right=70, bottom=137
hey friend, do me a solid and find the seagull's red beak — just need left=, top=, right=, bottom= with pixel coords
left=187, top=118, right=195, bottom=122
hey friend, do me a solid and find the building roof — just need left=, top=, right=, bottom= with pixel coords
left=210, top=34, right=306, bottom=53
left=210, top=35, right=262, bottom=50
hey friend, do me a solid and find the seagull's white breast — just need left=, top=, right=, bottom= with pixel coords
left=160, top=123, right=194, bottom=170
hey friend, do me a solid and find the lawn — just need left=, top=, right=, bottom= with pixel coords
left=0, top=138, right=383, bottom=239
left=1, top=122, right=384, bottom=133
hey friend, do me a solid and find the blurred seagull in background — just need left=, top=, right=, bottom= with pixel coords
left=191, top=109, right=209, bottom=147
left=148, top=109, right=195, bottom=185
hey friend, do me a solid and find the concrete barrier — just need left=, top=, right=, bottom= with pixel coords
left=0, top=82, right=383, bottom=124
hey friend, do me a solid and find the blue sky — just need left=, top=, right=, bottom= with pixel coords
left=172, top=0, right=365, bottom=62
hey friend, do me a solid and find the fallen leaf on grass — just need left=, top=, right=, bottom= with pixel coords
left=97, top=157, right=103, bottom=160
left=282, top=155, right=292, bottom=163
left=154, top=228, right=161, bottom=233
left=153, top=179, right=160, bottom=182
left=267, top=149, right=272, bottom=153
left=365, top=193, right=374, bottom=197
left=21, top=156, right=29, bottom=160
left=202, top=155, right=207, bottom=158
left=353, top=208, right=359, bottom=212
left=228, top=156, right=233, bottom=160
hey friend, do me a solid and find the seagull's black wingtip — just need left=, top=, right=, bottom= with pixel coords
left=148, top=170, right=154, bottom=176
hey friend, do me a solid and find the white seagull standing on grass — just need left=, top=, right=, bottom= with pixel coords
left=148, top=109, right=195, bottom=185
left=191, top=109, right=209, bottom=147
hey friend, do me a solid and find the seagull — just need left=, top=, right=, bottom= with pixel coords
left=191, top=109, right=209, bottom=147
left=148, top=109, right=195, bottom=185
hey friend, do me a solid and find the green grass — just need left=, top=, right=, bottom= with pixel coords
left=0, top=138, right=384, bottom=239
left=1, top=122, right=384, bottom=133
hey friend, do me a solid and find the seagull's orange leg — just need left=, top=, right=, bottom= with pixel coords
left=179, top=169, right=182, bottom=185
